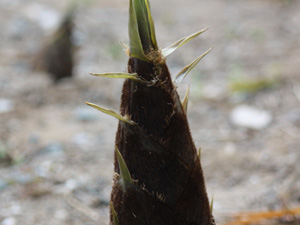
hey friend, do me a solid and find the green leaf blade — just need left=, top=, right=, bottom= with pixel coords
left=162, top=28, right=208, bottom=57
left=129, top=0, right=158, bottom=61
left=90, top=72, right=145, bottom=82
left=110, top=202, right=119, bottom=225
left=182, top=85, right=190, bottom=113
left=85, top=102, right=135, bottom=125
left=116, top=147, right=133, bottom=191
left=174, top=47, right=212, bottom=87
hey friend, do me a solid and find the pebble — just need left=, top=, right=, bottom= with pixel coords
left=1, top=217, right=16, bottom=225
left=0, top=99, right=14, bottom=113
left=64, top=178, right=79, bottom=192
left=230, top=105, right=272, bottom=130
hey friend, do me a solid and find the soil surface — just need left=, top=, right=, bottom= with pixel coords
left=0, top=0, right=300, bottom=224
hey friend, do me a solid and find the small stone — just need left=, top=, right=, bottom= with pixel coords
left=230, top=105, right=272, bottom=130
left=1, top=217, right=16, bottom=225
left=64, top=179, right=79, bottom=192
left=0, top=99, right=14, bottom=113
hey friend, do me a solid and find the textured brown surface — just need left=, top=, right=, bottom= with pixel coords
left=111, top=56, right=212, bottom=224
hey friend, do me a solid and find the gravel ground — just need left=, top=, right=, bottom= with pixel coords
left=0, top=0, right=300, bottom=224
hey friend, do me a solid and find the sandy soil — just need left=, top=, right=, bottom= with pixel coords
left=0, top=0, right=300, bottom=224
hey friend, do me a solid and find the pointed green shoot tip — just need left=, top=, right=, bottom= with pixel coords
left=174, top=47, right=212, bottom=87
left=129, top=0, right=157, bottom=61
left=115, top=146, right=133, bottom=190
left=110, top=202, right=119, bottom=225
left=182, top=85, right=190, bottom=113
left=198, top=147, right=202, bottom=161
left=90, top=72, right=145, bottom=82
left=85, top=102, right=135, bottom=125
left=210, top=195, right=214, bottom=213
left=162, top=28, right=209, bottom=57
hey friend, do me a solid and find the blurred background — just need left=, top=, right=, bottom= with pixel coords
left=0, top=0, right=299, bottom=224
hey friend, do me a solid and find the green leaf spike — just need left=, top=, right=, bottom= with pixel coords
left=129, top=0, right=157, bottom=61
left=174, top=48, right=212, bottom=87
left=182, top=85, right=190, bottom=113
left=210, top=195, right=214, bottom=213
left=162, top=28, right=208, bottom=57
left=198, top=147, right=202, bottom=161
left=85, top=102, right=135, bottom=125
left=116, top=146, right=133, bottom=191
left=90, top=72, right=146, bottom=83
left=110, top=202, right=120, bottom=225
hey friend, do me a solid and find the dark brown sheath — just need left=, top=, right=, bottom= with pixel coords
left=82, top=0, right=216, bottom=224
left=110, top=56, right=214, bottom=225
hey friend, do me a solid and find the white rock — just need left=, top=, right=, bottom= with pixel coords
left=1, top=217, right=16, bottom=225
left=230, top=105, right=272, bottom=130
left=64, top=178, right=79, bottom=192
left=0, top=99, right=14, bottom=113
